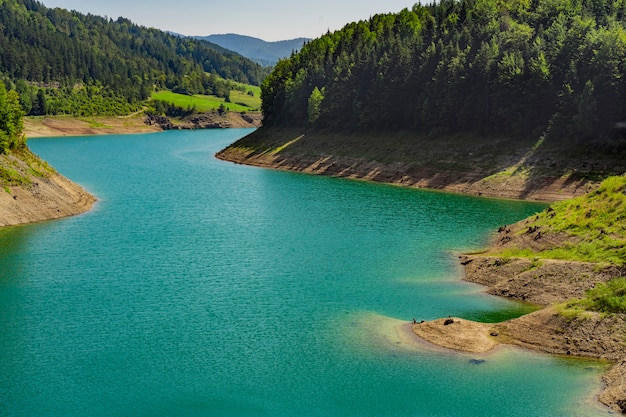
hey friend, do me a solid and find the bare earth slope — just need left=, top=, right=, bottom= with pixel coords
left=216, top=128, right=626, bottom=202
left=0, top=150, right=96, bottom=227
left=24, top=112, right=262, bottom=138
left=24, top=114, right=162, bottom=138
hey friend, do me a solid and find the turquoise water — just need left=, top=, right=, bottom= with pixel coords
left=0, top=129, right=609, bottom=416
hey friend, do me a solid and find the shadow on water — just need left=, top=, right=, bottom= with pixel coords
left=0, top=223, right=42, bottom=285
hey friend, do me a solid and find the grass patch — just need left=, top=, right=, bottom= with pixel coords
left=0, top=147, right=55, bottom=188
left=16, top=148, right=55, bottom=178
left=230, top=88, right=261, bottom=109
left=564, top=277, right=626, bottom=315
left=79, top=118, right=109, bottom=129
left=272, top=135, right=305, bottom=154
left=498, top=248, right=537, bottom=259
left=555, top=303, right=594, bottom=321
left=538, top=176, right=626, bottom=237
left=0, top=165, right=29, bottom=185
left=499, top=175, right=626, bottom=265
left=482, top=166, right=524, bottom=182
left=503, top=242, right=626, bottom=265
left=523, top=258, right=543, bottom=271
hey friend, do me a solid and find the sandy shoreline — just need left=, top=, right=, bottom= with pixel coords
left=23, top=112, right=262, bottom=139
left=411, top=317, right=499, bottom=353
left=24, top=114, right=163, bottom=138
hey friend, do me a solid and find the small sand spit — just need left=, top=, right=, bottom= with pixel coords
left=411, top=318, right=498, bottom=353
left=411, top=299, right=626, bottom=413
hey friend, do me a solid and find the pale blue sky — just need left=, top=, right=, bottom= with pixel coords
left=41, top=0, right=416, bottom=41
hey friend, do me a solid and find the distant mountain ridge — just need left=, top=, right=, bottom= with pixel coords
left=198, top=34, right=310, bottom=66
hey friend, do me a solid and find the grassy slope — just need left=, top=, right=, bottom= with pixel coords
left=484, top=175, right=626, bottom=314
left=152, top=83, right=261, bottom=113
left=0, top=147, right=54, bottom=190
left=499, top=176, right=626, bottom=265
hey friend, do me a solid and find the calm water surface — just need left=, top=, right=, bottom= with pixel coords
left=0, top=129, right=610, bottom=416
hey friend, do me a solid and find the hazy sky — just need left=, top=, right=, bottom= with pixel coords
left=41, top=0, right=416, bottom=41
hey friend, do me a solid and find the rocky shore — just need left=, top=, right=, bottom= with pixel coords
left=145, top=111, right=262, bottom=130
left=412, top=230, right=626, bottom=413
left=24, top=111, right=262, bottom=139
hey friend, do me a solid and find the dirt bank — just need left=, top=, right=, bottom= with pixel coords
left=24, top=114, right=162, bottom=138
left=411, top=234, right=626, bottom=412
left=0, top=151, right=96, bottom=227
left=24, top=111, right=262, bottom=139
left=219, top=146, right=592, bottom=201
left=215, top=128, right=626, bottom=202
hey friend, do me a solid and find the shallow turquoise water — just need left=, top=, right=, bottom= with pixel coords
left=0, top=129, right=610, bottom=416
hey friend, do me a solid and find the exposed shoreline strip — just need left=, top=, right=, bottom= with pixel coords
left=215, top=133, right=599, bottom=203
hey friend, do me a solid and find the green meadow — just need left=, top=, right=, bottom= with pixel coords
left=152, top=83, right=261, bottom=113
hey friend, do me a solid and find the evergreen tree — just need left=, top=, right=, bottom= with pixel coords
left=307, top=87, right=324, bottom=125
left=35, top=89, right=47, bottom=116
left=0, top=83, right=26, bottom=154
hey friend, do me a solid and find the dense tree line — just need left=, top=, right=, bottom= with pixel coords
left=0, top=0, right=268, bottom=116
left=147, top=100, right=196, bottom=118
left=171, top=71, right=250, bottom=99
left=262, top=0, right=626, bottom=144
left=0, top=82, right=25, bottom=154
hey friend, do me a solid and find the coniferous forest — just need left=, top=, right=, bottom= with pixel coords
left=262, top=0, right=626, bottom=145
left=0, top=0, right=268, bottom=116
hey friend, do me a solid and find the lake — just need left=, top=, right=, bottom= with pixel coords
left=0, top=129, right=610, bottom=416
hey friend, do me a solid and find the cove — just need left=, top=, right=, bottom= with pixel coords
left=0, top=129, right=610, bottom=416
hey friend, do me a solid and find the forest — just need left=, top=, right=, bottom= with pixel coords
left=0, top=0, right=269, bottom=116
left=0, top=81, right=25, bottom=154
left=261, top=0, right=626, bottom=144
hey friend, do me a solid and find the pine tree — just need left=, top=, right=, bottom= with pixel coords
left=0, top=83, right=26, bottom=154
